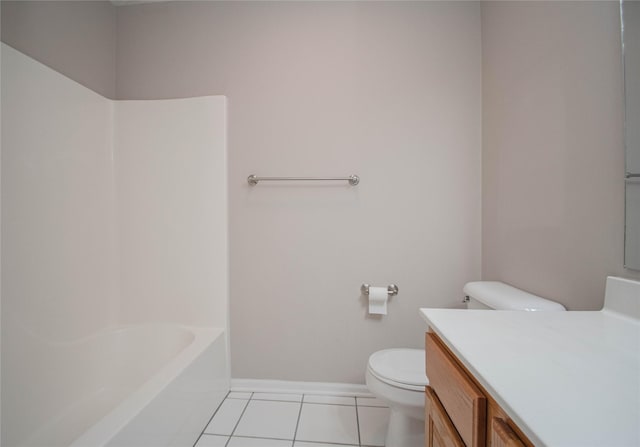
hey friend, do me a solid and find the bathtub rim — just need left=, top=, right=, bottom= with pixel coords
left=68, top=325, right=225, bottom=447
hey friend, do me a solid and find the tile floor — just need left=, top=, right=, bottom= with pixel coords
left=194, top=391, right=390, bottom=447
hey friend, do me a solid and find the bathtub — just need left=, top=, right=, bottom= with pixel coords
left=21, top=325, right=228, bottom=447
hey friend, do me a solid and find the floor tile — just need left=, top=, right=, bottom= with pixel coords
left=228, top=392, right=253, bottom=399
left=233, top=400, right=300, bottom=440
left=356, top=396, right=387, bottom=407
left=227, top=436, right=293, bottom=447
left=295, top=403, right=359, bottom=445
left=303, top=395, right=355, bottom=406
left=194, top=434, right=228, bottom=446
left=204, top=398, right=249, bottom=435
left=294, top=443, right=357, bottom=447
left=252, top=392, right=302, bottom=402
left=357, top=406, right=390, bottom=446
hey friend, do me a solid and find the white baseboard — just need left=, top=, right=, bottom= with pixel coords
left=231, top=378, right=373, bottom=397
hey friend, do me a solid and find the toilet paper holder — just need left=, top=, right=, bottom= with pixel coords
left=361, top=284, right=399, bottom=297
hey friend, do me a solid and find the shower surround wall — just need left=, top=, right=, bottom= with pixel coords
left=1, top=44, right=228, bottom=446
left=2, top=43, right=117, bottom=446
left=115, top=1, right=482, bottom=383
left=115, top=99, right=228, bottom=328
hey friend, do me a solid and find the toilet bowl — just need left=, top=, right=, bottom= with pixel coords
left=365, top=348, right=427, bottom=447
left=365, top=281, right=566, bottom=446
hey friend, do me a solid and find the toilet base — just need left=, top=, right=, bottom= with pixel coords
left=385, top=408, right=424, bottom=447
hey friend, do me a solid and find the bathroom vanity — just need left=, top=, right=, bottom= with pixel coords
left=424, top=330, right=531, bottom=447
left=420, top=277, right=640, bottom=447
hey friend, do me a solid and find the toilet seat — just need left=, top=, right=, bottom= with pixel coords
left=367, top=349, right=428, bottom=392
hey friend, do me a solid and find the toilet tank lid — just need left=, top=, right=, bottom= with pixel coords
left=463, top=281, right=566, bottom=311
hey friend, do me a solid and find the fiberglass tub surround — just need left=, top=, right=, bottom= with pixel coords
left=71, top=327, right=227, bottom=447
left=1, top=43, right=229, bottom=447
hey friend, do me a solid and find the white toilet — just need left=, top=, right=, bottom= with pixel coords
left=365, top=281, right=566, bottom=447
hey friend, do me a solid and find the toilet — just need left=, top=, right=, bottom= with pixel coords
left=365, top=281, right=566, bottom=447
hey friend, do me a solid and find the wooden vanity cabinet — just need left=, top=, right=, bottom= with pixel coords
left=490, top=417, right=526, bottom=447
left=426, top=386, right=464, bottom=447
left=425, top=332, right=532, bottom=447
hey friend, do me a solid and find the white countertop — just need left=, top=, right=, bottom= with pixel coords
left=419, top=308, right=640, bottom=447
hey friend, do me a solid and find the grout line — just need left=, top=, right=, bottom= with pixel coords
left=293, top=441, right=359, bottom=446
left=355, top=405, right=387, bottom=408
left=292, top=393, right=305, bottom=444
left=192, top=390, right=231, bottom=447
left=224, top=397, right=251, bottom=447
left=355, top=398, right=360, bottom=446
left=243, top=399, right=360, bottom=407
left=228, top=434, right=297, bottom=442
left=252, top=398, right=304, bottom=404
left=300, top=401, right=356, bottom=407
left=355, top=398, right=388, bottom=409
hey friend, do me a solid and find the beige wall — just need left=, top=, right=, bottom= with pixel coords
left=1, top=1, right=117, bottom=98
left=116, top=1, right=482, bottom=383
left=481, top=1, right=640, bottom=311
left=6, top=0, right=631, bottom=379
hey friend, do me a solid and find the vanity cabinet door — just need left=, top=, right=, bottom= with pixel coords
left=426, top=386, right=465, bottom=447
left=425, top=331, right=534, bottom=447
left=426, top=333, right=486, bottom=447
left=490, top=418, right=525, bottom=447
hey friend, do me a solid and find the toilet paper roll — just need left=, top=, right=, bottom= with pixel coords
left=368, top=286, right=388, bottom=315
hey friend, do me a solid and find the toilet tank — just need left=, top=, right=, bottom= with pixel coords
left=463, top=281, right=566, bottom=311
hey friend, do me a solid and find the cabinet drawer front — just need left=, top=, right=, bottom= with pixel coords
left=426, top=386, right=465, bottom=447
left=426, top=332, right=487, bottom=447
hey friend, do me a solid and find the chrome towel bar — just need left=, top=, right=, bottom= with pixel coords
left=626, top=173, right=640, bottom=183
left=247, top=175, right=360, bottom=186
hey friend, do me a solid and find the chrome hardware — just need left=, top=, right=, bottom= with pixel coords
left=248, top=175, right=359, bottom=186
left=462, top=295, right=470, bottom=303
left=626, top=173, right=640, bottom=183
left=361, top=283, right=399, bottom=297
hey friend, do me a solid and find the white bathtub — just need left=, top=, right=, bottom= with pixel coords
left=21, top=325, right=229, bottom=447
